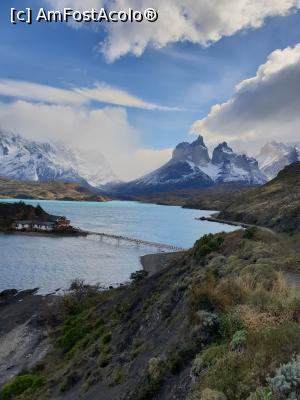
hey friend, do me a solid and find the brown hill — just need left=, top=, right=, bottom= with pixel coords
left=0, top=177, right=109, bottom=202
left=218, top=162, right=300, bottom=233
left=122, top=183, right=255, bottom=211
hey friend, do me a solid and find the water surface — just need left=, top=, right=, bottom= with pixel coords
left=0, top=199, right=238, bottom=293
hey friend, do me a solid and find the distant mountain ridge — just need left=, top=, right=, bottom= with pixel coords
left=0, top=177, right=110, bottom=202
left=110, top=135, right=266, bottom=194
left=257, top=141, right=300, bottom=180
left=1, top=130, right=299, bottom=195
left=0, top=130, right=118, bottom=189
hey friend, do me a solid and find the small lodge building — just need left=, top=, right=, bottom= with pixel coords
left=14, top=215, right=70, bottom=232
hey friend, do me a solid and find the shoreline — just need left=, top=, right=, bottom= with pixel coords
left=196, top=215, right=249, bottom=228
left=0, top=229, right=88, bottom=238
left=0, top=196, right=201, bottom=211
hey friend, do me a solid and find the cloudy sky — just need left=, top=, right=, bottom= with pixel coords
left=1, top=0, right=300, bottom=180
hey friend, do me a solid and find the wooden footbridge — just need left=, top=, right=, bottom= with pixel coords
left=85, top=231, right=186, bottom=252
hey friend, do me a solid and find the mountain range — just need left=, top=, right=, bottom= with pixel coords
left=0, top=130, right=117, bottom=190
left=1, top=130, right=299, bottom=194
left=110, top=135, right=267, bottom=194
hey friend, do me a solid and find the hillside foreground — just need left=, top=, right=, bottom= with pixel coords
left=1, top=227, right=300, bottom=400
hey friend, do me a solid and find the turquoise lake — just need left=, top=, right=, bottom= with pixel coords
left=0, top=200, right=238, bottom=293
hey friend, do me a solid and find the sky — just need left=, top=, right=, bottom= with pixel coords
left=1, top=0, right=300, bottom=180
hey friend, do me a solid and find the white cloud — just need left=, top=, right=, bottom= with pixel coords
left=127, top=147, right=172, bottom=180
left=45, top=0, right=300, bottom=61
left=75, top=84, right=179, bottom=110
left=0, top=79, right=177, bottom=111
left=0, top=100, right=171, bottom=180
left=191, top=44, right=300, bottom=152
left=0, top=79, right=83, bottom=105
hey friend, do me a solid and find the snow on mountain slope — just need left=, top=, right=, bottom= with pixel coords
left=0, top=130, right=118, bottom=189
left=110, top=136, right=266, bottom=194
left=257, top=142, right=300, bottom=180
left=212, top=142, right=266, bottom=185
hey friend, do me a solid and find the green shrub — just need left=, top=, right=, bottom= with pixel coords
left=193, top=234, right=224, bottom=260
left=247, top=387, right=273, bottom=400
left=58, top=314, right=93, bottom=353
left=61, top=279, right=102, bottom=315
left=218, top=313, right=244, bottom=342
left=190, top=325, right=300, bottom=399
left=230, top=330, right=247, bottom=352
left=267, top=357, right=300, bottom=400
left=0, top=374, right=45, bottom=399
left=130, top=270, right=148, bottom=285
left=243, top=227, right=258, bottom=240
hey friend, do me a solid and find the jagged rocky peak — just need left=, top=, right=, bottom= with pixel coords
left=212, top=142, right=235, bottom=165
left=172, top=135, right=210, bottom=166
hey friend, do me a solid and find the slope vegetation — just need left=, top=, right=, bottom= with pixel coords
left=1, top=229, right=300, bottom=400
left=218, top=162, right=300, bottom=233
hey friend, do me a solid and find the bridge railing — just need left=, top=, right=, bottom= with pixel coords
left=85, top=231, right=186, bottom=252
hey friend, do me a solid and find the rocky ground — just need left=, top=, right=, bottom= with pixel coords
left=0, top=289, right=54, bottom=387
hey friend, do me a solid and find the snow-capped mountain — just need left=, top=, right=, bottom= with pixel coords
left=0, top=130, right=118, bottom=189
left=111, top=136, right=266, bottom=194
left=257, top=141, right=300, bottom=180
left=211, top=142, right=266, bottom=184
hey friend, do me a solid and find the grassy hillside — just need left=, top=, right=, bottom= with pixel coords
left=2, top=228, right=300, bottom=400
left=0, top=177, right=109, bottom=202
left=123, top=183, right=254, bottom=211
left=218, top=162, right=300, bottom=233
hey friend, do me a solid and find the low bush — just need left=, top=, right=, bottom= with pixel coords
left=0, top=374, right=45, bottom=400
left=267, top=357, right=300, bottom=400
left=193, top=234, right=224, bottom=260
left=230, top=330, right=247, bottom=352
left=190, top=324, right=300, bottom=399
left=218, top=313, right=244, bottom=342
left=130, top=270, right=148, bottom=285
left=58, top=314, right=93, bottom=353
left=247, top=387, right=273, bottom=400
left=60, top=279, right=103, bottom=316
left=243, top=227, right=258, bottom=240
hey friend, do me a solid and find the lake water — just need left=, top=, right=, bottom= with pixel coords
left=0, top=199, right=238, bottom=293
